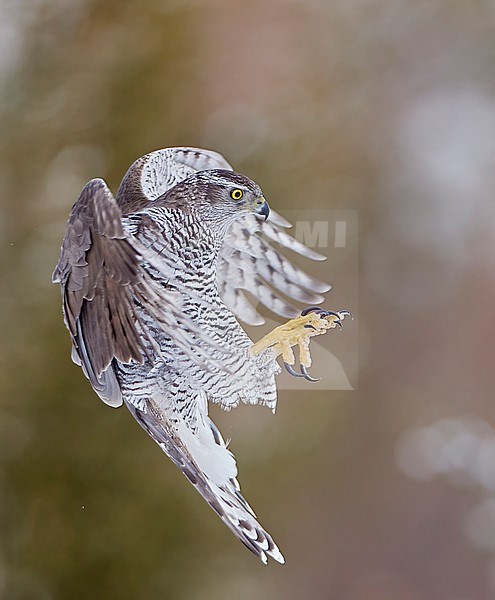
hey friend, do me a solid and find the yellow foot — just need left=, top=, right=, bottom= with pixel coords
left=251, top=307, right=352, bottom=382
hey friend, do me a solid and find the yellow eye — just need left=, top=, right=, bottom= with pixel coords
left=230, top=188, right=243, bottom=201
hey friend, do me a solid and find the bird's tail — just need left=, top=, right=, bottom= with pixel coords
left=124, top=396, right=285, bottom=565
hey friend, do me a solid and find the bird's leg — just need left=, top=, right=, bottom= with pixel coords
left=251, top=308, right=351, bottom=382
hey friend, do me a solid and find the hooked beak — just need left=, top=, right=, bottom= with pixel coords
left=254, top=197, right=270, bottom=221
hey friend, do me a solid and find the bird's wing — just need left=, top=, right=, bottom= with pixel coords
left=125, top=392, right=285, bottom=565
left=53, top=178, right=229, bottom=407
left=116, top=147, right=233, bottom=213
left=115, top=146, right=331, bottom=326
left=139, top=146, right=233, bottom=197
left=218, top=214, right=331, bottom=325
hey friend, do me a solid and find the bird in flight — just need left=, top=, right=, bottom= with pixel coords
left=53, top=147, right=350, bottom=564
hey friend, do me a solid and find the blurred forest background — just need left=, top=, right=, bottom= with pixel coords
left=1, top=0, right=495, bottom=598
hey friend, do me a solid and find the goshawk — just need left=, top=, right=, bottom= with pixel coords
left=53, top=147, right=349, bottom=564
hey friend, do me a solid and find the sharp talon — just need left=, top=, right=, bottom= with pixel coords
left=302, top=306, right=343, bottom=319
left=304, top=324, right=317, bottom=330
left=321, top=310, right=341, bottom=318
left=285, top=362, right=305, bottom=378
left=301, top=306, right=322, bottom=316
left=301, top=365, right=321, bottom=382
left=301, top=307, right=352, bottom=321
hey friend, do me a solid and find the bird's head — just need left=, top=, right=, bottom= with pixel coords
left=201, top=169, right=270, bottom=220
left=160, top=169, right=270, bottom=229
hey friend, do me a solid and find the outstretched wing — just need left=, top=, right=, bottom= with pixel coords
left=218, top=214, right=330, bottom=326
left=125, top=393, right=285, bottom=565
left=113, top=146, right=331, bottom=326
left=53, top=178, right=147, bottom=406
left=53, top=178, right=229, bottom=407
left=115, top=147, right=233, bottom=214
